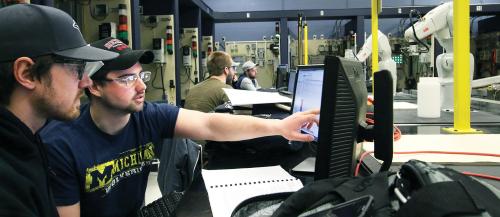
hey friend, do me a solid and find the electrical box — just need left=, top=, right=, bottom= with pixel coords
left=182, top=46, right=192, bottom=66
left=142, top=15, right=158, bottom=28
left=94, top=4, right=108, bottom=17
left=257, top=48, right=265, bottom=59
left=152, top=38, right=165, bottom=63
left=98, top=22, right=116, bottom=39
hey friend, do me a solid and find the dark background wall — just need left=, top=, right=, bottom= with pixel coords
left=204, top=0, right=498, bottom=11
left=203, top=0, right=500, bottom=12
left=208, top=0, right=500, bottom=44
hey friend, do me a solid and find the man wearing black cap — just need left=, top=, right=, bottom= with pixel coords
left=0, top=4, right=117, bottom=217
left=40, top=37, right=319, bottom=217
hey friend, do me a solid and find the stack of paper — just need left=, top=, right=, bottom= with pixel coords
left=223, top=88, right=292, bottom=106
left=202, top=166, right=303, bottom=217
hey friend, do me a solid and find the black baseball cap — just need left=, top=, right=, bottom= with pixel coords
left=90, top=37, right=154, bottom=78
left=0, top=4, right=118, bottom=62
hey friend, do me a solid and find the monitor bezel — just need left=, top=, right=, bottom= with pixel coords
left=290, top=64, right=324, bottom=115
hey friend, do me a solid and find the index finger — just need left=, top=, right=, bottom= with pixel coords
left=301, top=108, right=320, bottom=115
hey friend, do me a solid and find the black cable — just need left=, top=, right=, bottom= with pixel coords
left=470, top=16, right=480, bottom=38
left=352, top=49, right=360, bottom=61
left=183, top=67, right=196, bottom=84
left=159, top=63, right=166, bottom=101
left=409, top=9, right=430, bottom=53
left=399, top=18, right=409, bottom=36
left=151, top=66, right=164, bottom=90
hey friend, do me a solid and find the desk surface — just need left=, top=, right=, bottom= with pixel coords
left=394, top=109, right=500, bottom=125
left=176, top=139, right=316, bottom=217
left=175, top=97, right=500, bottom=216
left=175, top=156, right=500, bottom=217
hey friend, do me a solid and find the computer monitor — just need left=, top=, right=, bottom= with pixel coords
left=287, top=70, right=297, bottom=93
left=314, top=56, right=368, bottom=180
left=291, top=65, right=324, bottom=141
left=275, top=64, right=288, bottom=89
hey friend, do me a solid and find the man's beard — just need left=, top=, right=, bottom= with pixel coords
left=34, top=87, right=82, bottom=121
left=100, top=94, right=144, bottom=115
left=226, top=75, right=233, bottom=85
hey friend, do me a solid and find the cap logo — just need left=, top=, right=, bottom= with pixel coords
left=72, top=20, right=80, bottom=31
left=103, top=39, right=129, bottom=51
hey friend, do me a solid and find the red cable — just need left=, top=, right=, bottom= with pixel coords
left=354, top=151, right=373, bottom=176
left=394, top=126, right=401, bottom=141
left=355, top=150, right=500, bottom=180
left=364, top=116, right=402, bottom=141
left=367, top=97, right=374, bottom=105
left=393, top=151, right=500, bottom=158
left=366, top=98, right=402, bottom=141
left=462, top=171, right=500, bottom=181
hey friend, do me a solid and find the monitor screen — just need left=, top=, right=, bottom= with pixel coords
left=288, top=70, right=297, bottom=93
left=291, top=65, right=324, bottom=141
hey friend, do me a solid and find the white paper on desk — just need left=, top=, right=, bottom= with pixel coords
left=223, top=88, right=292, bottom=106
left=202, top=166, right=303, bottom=217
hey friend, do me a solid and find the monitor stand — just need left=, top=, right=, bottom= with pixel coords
left=291, top=157, right=316, bottom=173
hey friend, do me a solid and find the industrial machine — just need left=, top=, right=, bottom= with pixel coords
left=225, top=40, right=280, bottom=88
left=180, top=28, right=200, bottom=100
left=139, top=14, right=177, bottom=105
left=356, top=30, right=397, bottom=95
left=404, top=1, right=474, bottom=110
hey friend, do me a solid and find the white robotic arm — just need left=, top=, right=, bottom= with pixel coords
left=404, top=1, right=474, bottom=111
left=404, top=1, right=453, bottom=52
left=356, top=30, right=397, bottom=95
left=356, top=30, right=393, bottom=62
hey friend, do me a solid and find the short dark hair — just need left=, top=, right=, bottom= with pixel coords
left=0, top=56, right=53, bottom=106
left=207, top=51, right=232, bottom=76
left=84, top=72, right=109, bottom=100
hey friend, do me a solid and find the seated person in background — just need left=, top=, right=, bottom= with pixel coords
left=184, top=51, right=238, bottom=112
left=40, top=37, right=320, bottom=217
left=236, top=60, right=261, bottom=91
left=231, top=68, right=239, bottom=88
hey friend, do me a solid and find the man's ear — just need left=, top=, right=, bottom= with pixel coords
left=87, top=82, right=104, bottom=98
left=12, top=57, right=37, bottom=90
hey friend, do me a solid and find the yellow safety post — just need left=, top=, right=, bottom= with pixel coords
left=443, top=0, right=481, bottom=134
left=304, top=22, right=309, bottom=65
left=371, top=0, right=379, bottom=93
left=298, top=14, right=303, bottom=65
